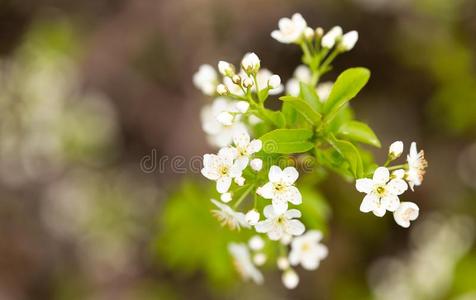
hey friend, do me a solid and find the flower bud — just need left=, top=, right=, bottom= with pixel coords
left=241, top=52, right=260, bottom=74
left=389, top=141, right=404, bottom=159
left=245, top=209, right=260, bottom=225
left=268, top=74, right=281, bottom=89
left=315, top=27, right=324, bottom=38
left=282, top=269, right=299, bottom=289
left=393, top=202, right=419, bottom=228
left=253, top=253, right=267, bottom=266
left=341, top=31, right=358, bottom=51
left=218, top=61, right=235, bottom=76
left=235, top=176, right=245, bottom=186
left=216, top=84, right=228, bottom=95
left=321, top=26, right=343, bottom=48
left=304, top=27, right=314, bottom=40
left=242, top=77, right=254, bottom=88
left=250, top=158, right=263, bottom=172
left=277, top=256, right=290, bottom=270
left=220, top=192, right=232, bottom=203
left=232, top=74, right=241, bottom=85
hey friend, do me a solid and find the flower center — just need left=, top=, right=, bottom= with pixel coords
left=219, top=166, right=229, bottom=176
left=375, top=185, right=386, bottom=196
left=277, top=216, right=286, bottom=224
left=301, top=242, right=310, bottom=252
left=274, top=183, right=285, bottom=192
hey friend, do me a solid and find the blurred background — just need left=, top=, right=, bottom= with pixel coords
left=1, top=0, right=476, bottom=299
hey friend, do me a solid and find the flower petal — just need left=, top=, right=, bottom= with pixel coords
left=263, top=204, right=276, bottom=218
left=355, top=178, right=374, bottom=193
left=216, top=177, right=232, bottom=193
left=258, top=182, right=274, bottom=199
left=387, top=179, right=408, bottom=195
left=373, top=167, right=390, bottom=184
left=285, top=209, right=302, bottom=219
left=269, top=165, right=283, bottom=182
left=287, top=219, right=305, bottom=236
left=282, top=167, right=299, bottom=185
left=285, top=186, right=302, bottom=205
left=360, top=193, right=378, bottom=213
left=272, top=198, right=288, bottom=215
left=372, top=205, right=386, bottom=217
left=381, top=195, right=400, bottom=212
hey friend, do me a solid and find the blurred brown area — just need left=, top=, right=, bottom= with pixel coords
left=1, top=0, right=476, bottom=299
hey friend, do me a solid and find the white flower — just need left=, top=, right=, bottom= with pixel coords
left=321, top=26, right=343, bottom=48
left=257, top=166, right=302, bottom=214
left=282, top=269, right=299, bottom=289
left=193, top=64, right=217, bottom=95
left=245, top=209, right=260, bottom=226
left=289, top=230, right=328, bottom=270
left=201, top=98, right=247, bottom=147
left=221, top=192, right=232, bottom=203
left=255, top=205, right=305, bottom=240
left=271, top=13, right=307, bottom=44
left=406, top=142, right=428, bottom=190
left=235, top=101, right=250, bottom=113
left=201, top=147, right=244, bottom=193
left=241, top=52, right=260, bottom=74
left=285, top=65, right=311, bottom=96
left=218, top=61, right=235, bottom=76
left=250, top=158, right=263, bottom=172
left=393, top=202, right=419, bottom=228
left=235, top=176, right=245, bottom=186
left=253, top=253, right=267, bottom=266
left=389, top=141, right=404, bottom=159
left=211, top=199, right=249, bottom=230
left=249, top=235, right=264, bottom=251
left=355, top=167, right=408, bottom=217
left=228, top=243, right=263, bottom=284
left=254, top=69, right=283, bottom=95
left=277, top=256, right=290, bottom=270
left=316, top=81, right=333, bottom=102
left=268, top=74, right=281, bottom=89
left=231, top=130, right=262, bottom=168
left=340, top=30, right=358, bottom=51
left=216, top=111, right=234, bottom=126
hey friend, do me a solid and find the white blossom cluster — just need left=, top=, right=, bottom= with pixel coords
left=355, top=141, right=428, bottom=227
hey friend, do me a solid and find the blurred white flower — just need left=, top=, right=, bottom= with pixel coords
left=355, top=167, right=408, bottom=217
left=255, top=205, right=305, bottom=240
left=253, top=69, right=283, bottom=95
left=201, top=147, right=244, bottom=193
left=248, top=235, right=264, bottom=251
left=389, top=141, right=404, bottom=159
left=341, top=30, right=358, bottom=50
left=211, top=199, right=249, bottom=230
left=268, top=74, right=282, bottom=89
left=193, top=64, right=217, bottom=95
left=200, top=98, right=247, bottom=147
left=253, top=253, right=267, bottom=266
left=271, top=13, right=307, bottom=44
left=304, top=27, right=315, bottom=40
left=406, top=142, right=428, bottom=190
left=282, top=269, right=299, bottom=289
left=321, top=26, right=343, bottom=48
left=228, top=243, right=263, bottom=284
left=216, top=83, right=228, bottom=95
left=277, top=256, right=290, bottom=270
left=316, top=81, right=333, bottom=102
left=393, top=202, right=419, bottom=228
left=257, top=166, right=302, bottom=214
left=289, top=230, right=328, bottom=270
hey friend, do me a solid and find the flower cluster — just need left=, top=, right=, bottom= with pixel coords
left=194, top=12, right=428, bottom=289
left=355, top=141, right=428, bottom=227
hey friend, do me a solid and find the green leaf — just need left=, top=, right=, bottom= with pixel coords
left=299, top=82, right=320, bottom=111
left=327, top=134, right=364, bottom=178
left=337, top=120, right=381, bottom=148
left=260, top=128, right=314, bottom=154
left=299, top=187, right=330, bottom=232
left=323, top=67, right=370, bottom=122
left=263, top=109, right=286, bottom=128
left=279, top=96, right=322, bottom=126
